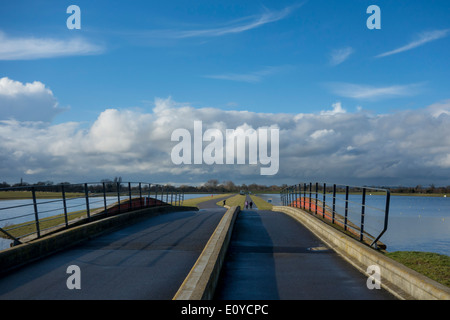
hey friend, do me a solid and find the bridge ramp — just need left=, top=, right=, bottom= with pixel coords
left=214, top=209, right=396, bottom=300
left=0, top=208, right=225, bottom=300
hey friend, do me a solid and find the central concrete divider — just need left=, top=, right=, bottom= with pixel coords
left=173, top=206, right=240, bottom=300
left=273, top=206, right=450, bottom=300
left=0, top=205, right=198, bottom=276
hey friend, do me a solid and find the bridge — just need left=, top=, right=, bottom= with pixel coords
left=0, top=181, right=449, bottom=302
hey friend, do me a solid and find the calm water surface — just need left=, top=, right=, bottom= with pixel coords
left=258, top=194, right=450, bottom=256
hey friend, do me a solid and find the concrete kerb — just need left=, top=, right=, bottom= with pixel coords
left=173, top=205, right=240, bottom=300
left=272, top=206, right=450, bottom=300
left=0, top=205, right=198, bottom=276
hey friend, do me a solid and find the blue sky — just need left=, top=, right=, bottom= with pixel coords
left=1, top=1, right=450, bottom=186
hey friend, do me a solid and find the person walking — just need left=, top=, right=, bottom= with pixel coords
left=245, top=200, right=248, bottom=209
left=249, top=201, right=253, bottom=209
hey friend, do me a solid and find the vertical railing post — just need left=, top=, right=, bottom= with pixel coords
left=322, top=183, right=326, bottom=218
left=171, top=191, right=173, bottom=205
left=128, top=182, right=132, bottom=210
left=62, top=184, right=69, bottom=227
left=139, top=183, right=143, bottom=208
left=298, top=183, right=302, bottom=209
left=147, top=184, right=152, bottom=206
left=315, top=182, right=318, bottom=215
left=31, top=187, right=41, bottom=238
left=117, top=182, right=121, bottom=213
left=286, top=187, right=289, bottom=206
left=292, top=186, right=295, bottom=206
left=332, top=184, right=336, bottom=224
left=309, top=183, right=312, bottom=212
left=360, top=188, right=366, bottom=242
left=371, top=189, right=391, bottom=248
left=344, top=185, right=349, bottom=231
left=285, top=188, right=287, bottom=206
left=289, top=186, right=292, bottom=206
left=290, top=186, right=293, bottom=207
left=84, top=183, right=91, bottom=219
left=102, top=182, right=108, bottom=215
left=303, top=183, right=306, bottom=210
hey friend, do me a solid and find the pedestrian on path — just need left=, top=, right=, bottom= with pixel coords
left=249, top=201, right=253, bottom=209
left=245, top=201, right=248, bottom=209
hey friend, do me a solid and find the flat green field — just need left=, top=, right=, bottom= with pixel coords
left=0, top=191, right=83, bottom=200
left=180, top=194, right=233, bottom=207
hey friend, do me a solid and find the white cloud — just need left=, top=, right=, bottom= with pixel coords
left=204, top=65, right=291, bottom=83
left=1, top=96, right=450, bottom=186
left=140, top=5, right=301, bottom=39
left=0, top=31, right=104, bottom=60
left=0, top=77, right=65, bottom=122
left=320, top=102, right=346, bottom=115
left=310, top=129, right=335, bottom=139
left=329, top=47, right=354, bottom=66
left=426, top=100, right=450, bottom=118
left=376, top=29, right=450, bottom=58
left=328, top=82, right=424, bottom=100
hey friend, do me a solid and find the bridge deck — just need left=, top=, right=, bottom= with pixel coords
left=0, top=206, right=226, bottom=300
left=0, top=194, right=396, bottom=300
left=214, top=207, right=396, bottom=300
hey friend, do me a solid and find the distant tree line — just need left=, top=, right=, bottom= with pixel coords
left=387, top=184, right=450, bottom=195
left=0, top=178, right=282, bottom=193
left=1, top=178, right=449, bottom=195
left=177, top=179, right=283, bottom=193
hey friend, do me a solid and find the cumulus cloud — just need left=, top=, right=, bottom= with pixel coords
left=0, top=77, right=66, bottom=122
left=1, top=96, right=450, bottom=186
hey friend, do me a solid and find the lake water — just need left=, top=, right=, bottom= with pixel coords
left=258, top=193, right=450, bottom=256
left=1, top=193, right=449, bottom=256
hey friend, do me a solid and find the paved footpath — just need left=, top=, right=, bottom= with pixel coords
left=0, top=207, right=227, bottom=300
left=214, top=209, right=396, bottom=300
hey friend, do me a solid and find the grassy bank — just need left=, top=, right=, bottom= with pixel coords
left=385, top=251, right=450, bottom=287
left=216, top=194, right=246, bottom=208
left=181, top=194, right=233, bottom=208
left=0, top=191, right=84, bottom=200
left=1, top=209, right=89, bottom=240
left=250, top=195, right=273, bottom=210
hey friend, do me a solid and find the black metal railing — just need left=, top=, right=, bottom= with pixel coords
left=280, top=182, right=390, bottom=249
left=0, top=182, right=185, bottom=246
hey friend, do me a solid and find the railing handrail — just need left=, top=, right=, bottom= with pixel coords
left=280, top=181, right=390, bottom=249
left=0, top=181, right=187, bottom=247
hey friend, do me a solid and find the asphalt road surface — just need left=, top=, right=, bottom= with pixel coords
left=214, top=209, right=396, bottom=300
left=0, top=207, right=226, bottom=300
